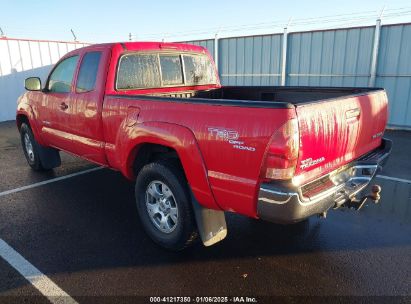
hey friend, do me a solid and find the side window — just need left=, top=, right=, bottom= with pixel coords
left=183, top=54, right=217, bottom=85
left=48, top=56, right=79, bottom=93
left=159, top=55, right=183, bottom=86
left=117, top=54, right=161, bottom=89
left=76, top=52, right=102, bottom=93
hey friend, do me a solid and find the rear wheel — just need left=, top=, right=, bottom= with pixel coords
left=135, top=161, right=198, bottom=250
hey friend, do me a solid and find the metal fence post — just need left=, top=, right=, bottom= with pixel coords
left=281, top=26, right=288, bottom=86
left=369, top=18, right=382, bottom=87
left=214, top=33, right=219, bottom=75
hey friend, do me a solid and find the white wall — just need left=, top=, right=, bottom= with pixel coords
left=0, top=38, right=88, bottom=122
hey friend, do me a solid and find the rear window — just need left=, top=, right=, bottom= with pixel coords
left=159, top=55, right=183, bottom=86
left=116, top=52, right=216, bottom=90
left=183, top=54, right=217, bottom=85
left=117, top=54, right=161, bottom=89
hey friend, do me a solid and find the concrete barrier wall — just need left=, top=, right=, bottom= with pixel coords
left=0, top=38, right=88, bottom=122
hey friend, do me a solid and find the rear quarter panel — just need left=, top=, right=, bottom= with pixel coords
left=102, top=95, right=296, bottom=217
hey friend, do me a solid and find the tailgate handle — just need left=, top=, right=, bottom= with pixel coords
left=346, top=108, right=361, bottom=119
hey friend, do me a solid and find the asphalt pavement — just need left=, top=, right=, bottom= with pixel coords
left=0, top=120, right=410, bottom=303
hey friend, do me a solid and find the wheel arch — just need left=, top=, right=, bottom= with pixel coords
left=131, top=143, right=181, bottom=177
left=16, top=105, right=46, bottom=146
left=120, top=121, right=220, bottom=210
left=16, top=113, right=30, bottom=130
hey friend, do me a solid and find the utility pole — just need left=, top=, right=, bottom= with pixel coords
left=214, top=32, right=219, bottom=72
left=0, top=27, right=5, bottom=38
left=369, top=7, right=385, bottom=87
left=129, top=33, right=132, bottom=41
left=281, top=18, right=292, bottom=86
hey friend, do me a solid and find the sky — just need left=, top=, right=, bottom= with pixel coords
left=0, top=0, right=411, bottom=43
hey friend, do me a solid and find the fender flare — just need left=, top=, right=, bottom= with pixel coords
left=17, top=105, right=61, bottom=170
left=117, top=121, right=221, bottom=211
left=16, top=98, right=46, bottom=146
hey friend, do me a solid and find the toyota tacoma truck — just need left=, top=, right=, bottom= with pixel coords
left=17, top=42, right=391, bottom=250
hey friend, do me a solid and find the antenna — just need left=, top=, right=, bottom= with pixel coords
left=70, top=29, right=78, bottom=42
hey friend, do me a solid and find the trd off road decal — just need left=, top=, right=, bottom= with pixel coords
left=208, top=127, right=256, bottom=152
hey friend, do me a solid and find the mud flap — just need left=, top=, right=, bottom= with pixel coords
left=191, top=193, right=227, bottom=246
left=36, top=142, right=61, bottom=170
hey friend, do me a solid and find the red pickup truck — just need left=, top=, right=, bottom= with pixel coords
left=17, top=42, right=391, bottom=250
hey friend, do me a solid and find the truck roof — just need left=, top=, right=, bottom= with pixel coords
left=67, top=41, right=207, bottom=55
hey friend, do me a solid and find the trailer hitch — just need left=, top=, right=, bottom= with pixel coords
left=342, top=185, right=382, bottom=211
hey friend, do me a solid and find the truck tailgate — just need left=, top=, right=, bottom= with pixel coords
left=294, top=90, right=388, bottom=184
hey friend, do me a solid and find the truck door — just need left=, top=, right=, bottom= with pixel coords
left=42, top=55, right=79, bottom=152
left=70, top=48, right=110, bottom=165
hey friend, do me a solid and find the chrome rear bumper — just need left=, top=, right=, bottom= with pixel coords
left=257, top=138, right=392, bottom=224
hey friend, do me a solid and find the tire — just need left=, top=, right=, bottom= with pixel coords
left=20, top=123, right=61, bottom=171
left=135, top=160, right=198, bottom=251
left=20, top=123, right=46, bottom=171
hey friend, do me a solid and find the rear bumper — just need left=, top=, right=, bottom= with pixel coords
left=257, top=138, right=392, bottom=224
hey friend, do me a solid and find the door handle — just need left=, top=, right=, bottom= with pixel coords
left=59, top=102, right=68, bottom=110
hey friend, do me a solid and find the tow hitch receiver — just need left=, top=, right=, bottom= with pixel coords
left=342, top=185, right=382, bottom=211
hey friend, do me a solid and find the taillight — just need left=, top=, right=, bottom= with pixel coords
left=261, top=119, right=299, bottom=180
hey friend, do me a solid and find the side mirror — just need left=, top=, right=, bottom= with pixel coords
left=25, top=77, right=42, bottom=91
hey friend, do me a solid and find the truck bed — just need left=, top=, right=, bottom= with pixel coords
left=138, top=86, right=382, bottom=107
left=125, top=85, right=387, bottom=185
left=194, top=86, right=382, bottom=104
